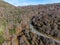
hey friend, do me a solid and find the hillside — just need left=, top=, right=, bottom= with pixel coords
left=0, top=1, right=21, bottom=45
left=0, top=1, right=60, bottom=45
left=18, top=3, right=60, bottom=45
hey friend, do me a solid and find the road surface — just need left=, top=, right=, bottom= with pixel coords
left=30, top=24, right=60, bottom=44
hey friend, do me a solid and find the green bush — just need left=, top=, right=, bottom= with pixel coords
left=9, top=25, right=16, bottom=35
left=9, top=29, right=16, bottom=35
left=0, top=35, right=5, bottom=45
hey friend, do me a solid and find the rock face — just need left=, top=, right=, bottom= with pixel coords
left=0, top=1, right=60, bottom=45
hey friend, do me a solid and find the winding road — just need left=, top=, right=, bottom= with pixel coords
left=30, top=24, right=60, bottom=44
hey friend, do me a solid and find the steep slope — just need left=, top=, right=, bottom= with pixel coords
left=18, top=3, right=60, bottom=45
left=0, top=1, right=60, bottom=45
left=0, top=1, right=21, bottom=45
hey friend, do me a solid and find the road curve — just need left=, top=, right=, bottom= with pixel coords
left=30, top=24, right=60, bottom=44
